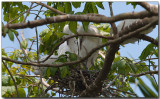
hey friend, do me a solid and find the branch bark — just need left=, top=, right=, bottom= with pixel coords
left=5, top=10, right=155, bottom=29
left=136, top=34, right=158, bottom=46
left=129, top=70, right=158, bottom=77
left=2, top=16, right=158, bottom=68
left=138, top=2, right=158, bottom=15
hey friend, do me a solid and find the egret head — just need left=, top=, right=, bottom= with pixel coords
left=63, top=25, right=75, bottom=38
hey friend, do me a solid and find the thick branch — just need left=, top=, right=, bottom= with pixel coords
left=5, top=10, right=155, bottom=29
left=2, top=16, right=158, bottom=68
left=79, top=16, right=158, bottom=97
left=129, top=70, right=158, bottom=77
left=138, top=2, right=158, bottom=15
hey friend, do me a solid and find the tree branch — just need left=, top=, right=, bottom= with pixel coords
left=5, top=10, right=155, bottom=29
left=109, top=2, right=117, bottom=35
left=2, top=16, right=158, bottom=68
left=7, top=4, right=39, bottom=24
left=136, top=34, right=158, bottom=46
left=129, top=70, right=158, bottom=77
left=34, top=2, right=66, bottom=15
left=2, top=60, right=19, bottom=97
left=22, top=2, right=34, bottom=23
left=108, top=88, right=137, bottom=96
left=138, top=2, right=158, bottom=15
left=105, top=74, right=120, bottom=89
left=39, top=34, right=113, bottom=63
left=79, top=16, right=158, bottom=97
left=15, top=34, right=33, bottom=62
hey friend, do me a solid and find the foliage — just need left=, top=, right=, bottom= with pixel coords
left=137, top=75, right=158, bottom=97
left=1, top=1, right=158, bottom=98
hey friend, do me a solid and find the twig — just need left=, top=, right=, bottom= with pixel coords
left=135, top=57, right=158, bottom=64
left=22, top=2, right=34, bottom=23
left=15, top=33, right=33, bottom=62
left=27, top=85, right=34, bottom=97
left=16, top=73, right=40, bottom=77
left=80, top=16, right=158, bottom=97
left=79, top=65, right=89, bottom=89
left=29, top=40, right=36, bottom=51
left=34, top=2, right=66, bottom=15
left=98, top=51, right=105, bottom=59
left=41, top=78, right=59, bottom=92
left=138, top=2, right=158, bottom=14
left=105, top=74, right=120, bottom=89
left=129, top=70, right=158, bottom=77
left=109, top=87, right=137, bottom=96
left=39, top=33, right=113, bottom=63
left=5, top=10, right=155, bottom=29
left=109, top=2, right=117, bottom=35
left=2, top=60, right=19, bottom=97
left=7, top=4, right=39, bottom=24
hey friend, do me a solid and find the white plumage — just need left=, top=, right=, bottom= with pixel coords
left=77, top=25, right=102, bottom=69
left=33, top=55, right=59, bottom=75
left=33, top=24, right=102, bottom=75
left=58, top=25, right=78, bottom=55
left=115, top=19, right=155, bottom=45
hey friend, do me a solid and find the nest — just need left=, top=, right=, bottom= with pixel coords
left=46, top=67, right=99, bottom=97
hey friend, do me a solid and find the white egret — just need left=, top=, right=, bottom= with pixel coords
left=113, top=19, right=156, bottom=45
left=58, top=25, right=78, bottom=55
left=33, top=25, right=78, bottom=75
left=77, top=25, right=102, bottom=70
left=33, top=55, right=59, bottom=75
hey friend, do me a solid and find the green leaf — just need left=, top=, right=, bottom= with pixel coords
left=95, top=2, right=104, bottom=9
left=2, top=48, right=7, bottom=56
left=2, top=86, right=15, bottom=97
left=11, top=29, right=19, bottom=36
left=92, top=2, right=98, bottom=14
left=8, top=30, right=14, bottom=41
left=21, top=39, right=28, bottom=49
left=56, top=55, right=68, bottom=63
left=2, top=76, right=10, bottom=86
left=69, top=21, right=77, bottom=34
left=82, top=22, right=89, bottom=32
left=59, top=66, right=69, bottom=78
left=126, top=2, right=138, bottom=9
left=139, top=43, right=155, bottom=60
left=64, top=2, right=72, bottom=13
left=72, top=2, right=81, bottom=8
left=146, top=75, right=158, bottom=92
left=129, top=77, right=135, bottom=83
left=69, top=53, right=77, bottom=61
left=50, top=67, right=58, bottom=76
left=46, top=68, right=51, bottom=78
left=55, top=32, right=67, bottom=38
left=57, top=6, right=64, bottom=13
left=17, top=88, right=26, bottom=97
left=117, top=60, right=126, bottom=75
left=127, top=63, right=137, bottom=73
left=4, top=28, right=9, bottom=34
left=137, top=78, right=157, bottom=97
